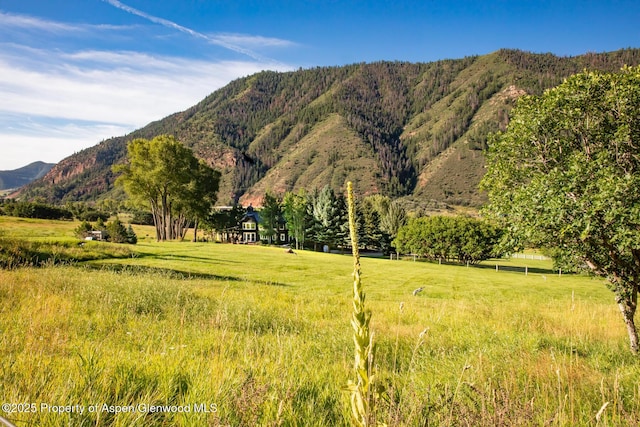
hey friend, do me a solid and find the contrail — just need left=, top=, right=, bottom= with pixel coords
left=101, top=0, right=265, bottom=61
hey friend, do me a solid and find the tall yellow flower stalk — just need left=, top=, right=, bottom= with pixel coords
left=345, top=181, right=376, bottom=427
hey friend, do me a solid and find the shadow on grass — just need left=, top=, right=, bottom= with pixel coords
left=130, top=250, right=241, bottom=265
left=80, top=262, right=290, bottom=287
left=473, top=262, right=561, bottom=276
left=400, top=256, right=561, bottom=275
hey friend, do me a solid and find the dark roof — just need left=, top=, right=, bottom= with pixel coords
left=241, top=206, right=260, bottom=223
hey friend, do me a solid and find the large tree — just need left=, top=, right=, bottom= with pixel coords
left=115, top=135, right=219, bottom=241
left=307, top=186, right=348, bottom=250
left=481, top=66, right=640, bottom=354
left=283, top=189, right=308, bottom=250
left=259, top=192, right=283, bottom=244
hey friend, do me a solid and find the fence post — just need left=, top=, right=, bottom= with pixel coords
left=525, top=266, right=528, bottom=276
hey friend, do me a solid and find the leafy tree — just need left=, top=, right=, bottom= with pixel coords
left=106, top=218, right=128, bottom=243
left=380, top=200, right=407, bottom=244
left=181, top=161, right=221, bottom=242
left=2, top=201, right=72, bottom=220
left=130, top=210, right=155, bottom=225
left=74, top=221, right=93, bottom=239
left=480, top=66, right=640, bottom=354
left=260, top=192, right=282, bottom=244
left=114, top=135, right=219, bottom=241
left=283, top=189, right=308, bottom=250
left=204, top=205, right=245, bottom=242
left=358, top=195, right=407, bottom=252
left=394, top=216, right=502, bottom=264
left=95, top=217, right=106, bottom=233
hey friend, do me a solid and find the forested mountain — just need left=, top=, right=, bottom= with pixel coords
left=0, top=161, right=55, bottom=191
left=18, top=48, right=640, bottom=207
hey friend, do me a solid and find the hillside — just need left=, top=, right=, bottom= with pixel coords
left=18, top=48, right=640, bottom=207
left=0, top=161, right=55, bottom=191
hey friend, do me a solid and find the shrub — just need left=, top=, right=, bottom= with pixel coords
left=125, top=225, right=138, bottom=244
left=77, top=210, right=109, bottom=222
left=2, top=201, right=73, bottom=220
left=394, top=215, right=503, bottom=264
left=106, top=219, right=128, bottom=243
left=75, top=221, right=94, bottom=239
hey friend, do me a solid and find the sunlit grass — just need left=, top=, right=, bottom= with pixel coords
left=0, top=216, right=639, bottom=425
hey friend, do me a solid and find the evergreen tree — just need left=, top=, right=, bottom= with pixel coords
left=260, top=192, right=282, bottom=244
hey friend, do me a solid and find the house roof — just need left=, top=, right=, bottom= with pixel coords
left=241, top=205, right=260, bottom=223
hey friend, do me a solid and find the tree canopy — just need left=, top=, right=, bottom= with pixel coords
left=481, top=66, right=640, bottom=354
left=114, top=135, right=220, bottom=241
left=394, top=215, right=502, bottom=264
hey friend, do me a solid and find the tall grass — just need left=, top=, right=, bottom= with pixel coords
left=0, top=237, right=132, bottom=269
left=0, top=216, right=639, bottom=425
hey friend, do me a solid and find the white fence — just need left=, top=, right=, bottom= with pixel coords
left=508, top=253, right=549, bottom=261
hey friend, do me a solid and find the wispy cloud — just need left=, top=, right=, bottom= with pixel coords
left=101, top=0, right=292, bottom=61
left=0, top=7, right=296, bottom=170
left=0, top=43, right=292, bottom=169
left=0, top=10, right=132, bottom=33
left=214, top=34, right=298, bottom=48
left=0, top=44, right=286, bottom=123
left=0, top=11, right=80, bottom=32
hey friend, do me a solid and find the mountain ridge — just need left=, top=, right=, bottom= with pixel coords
left=0, top=161, right=55, bottom=191
left=18, top=48, right=640, bottom=207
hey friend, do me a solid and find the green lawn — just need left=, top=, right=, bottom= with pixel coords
left=0, top=216, right=638, bottom=426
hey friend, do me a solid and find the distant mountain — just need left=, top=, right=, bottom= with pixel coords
left=0, top=161, right=55, bottom=191
left=18, top=48, right=640, bottom=207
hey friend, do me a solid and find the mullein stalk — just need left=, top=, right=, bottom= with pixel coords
left=345, top=181, right=376, bottom=427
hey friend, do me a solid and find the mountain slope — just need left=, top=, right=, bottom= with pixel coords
left=19, top=48, right=640, bottom=207
left=0, top=161, right=55, bottom=191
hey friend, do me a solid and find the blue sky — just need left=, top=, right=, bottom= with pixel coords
left=0, top=0, right=638, bottom=170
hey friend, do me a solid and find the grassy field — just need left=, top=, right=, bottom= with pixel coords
left=0, top=216, right=639, bottom=426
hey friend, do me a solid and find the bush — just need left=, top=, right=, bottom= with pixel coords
left=106, top=219, right=128, bottom=243
left=2, top=201, right=73, bottom=220
left=77, top=210, right=109, bottom=222
left=394, top=215, right=503, bottom=264
left=125, top=225, right=137, bottom=244
left=75, top=221, right=94, bottom=239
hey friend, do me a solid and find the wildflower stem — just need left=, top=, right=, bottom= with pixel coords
left=347, top=181, right=375, bottom=427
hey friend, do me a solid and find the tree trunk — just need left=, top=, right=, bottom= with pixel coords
left=192, top=219, right=199, bottom=242
left=616, top=291, right=638, bottom=355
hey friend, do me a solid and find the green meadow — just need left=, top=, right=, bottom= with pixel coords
left=0, top=216, right=639, bottom=426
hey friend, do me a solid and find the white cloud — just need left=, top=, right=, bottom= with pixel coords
left=0, top=10, right=133, bottom=33
left=1, top=124, right=130, bottom=170
left=0, top=45, right=286, bottom=124
left=101, top=0, right=284, bottom=62
left=0, top=44, right=292, bottom=170
left=213, top=34, right=298, bottom=48
left=0, top=11, right=81, bottom=33
left=0, top=7, right=297, bottom=170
